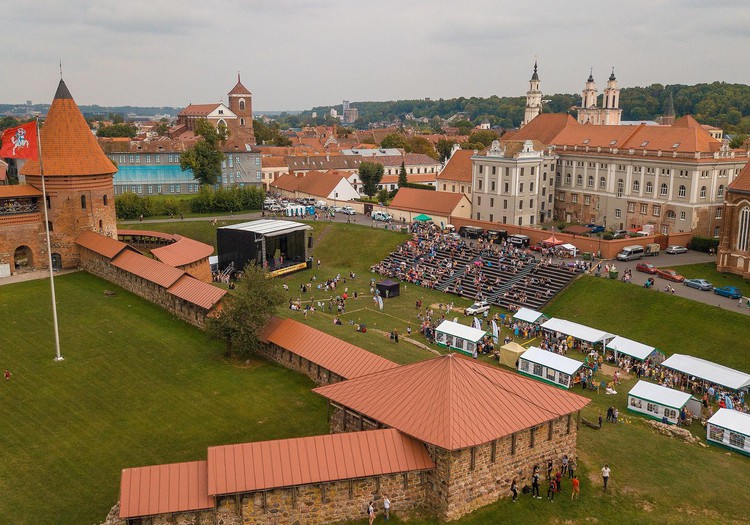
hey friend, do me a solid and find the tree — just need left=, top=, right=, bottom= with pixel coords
left=436, top=139, right=455, bottom=161
left=380, top=133, right=409, bottom=150
left=154, top=118, right=170, bottom=136
left=730, top=133, right=748, bottom=149
left=467, top=130, right=499, bottom=147
left=398, top=161, right=408, bottom=187
left=407, top=136, right=439, bottom=160
left=207, top=263, right=284, bottom=358
left=179, top=119, right=227, bottom=186
left=96, top=122, right=137, bottom=138
left=358, top=161, right=384, bottom=198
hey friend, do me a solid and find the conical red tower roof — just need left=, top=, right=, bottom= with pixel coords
left=20, top=79, right=116, bottom=177
left=228, top=73, right=252, bottom=96
left=314, top=352, right=590, bottom=450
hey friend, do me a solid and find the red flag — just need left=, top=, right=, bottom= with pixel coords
left=0, top=121, right=38, bottom=160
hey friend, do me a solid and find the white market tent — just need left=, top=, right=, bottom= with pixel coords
left=517, top=346, right=584, bottom=389
left=559, top=243, right=577, bottom=256
left=606, top=336, right=664, bottom=362
left=541, top=318, right=614, bottom=344
left=660, top=354, right=750, bottom=392
left=435, top=320, right=486, bottom=356
left=627, top=380, right=696, bottom=424
left=513, top=307, right=548, bottom=325
left=706, top=409, right=750, bottom=456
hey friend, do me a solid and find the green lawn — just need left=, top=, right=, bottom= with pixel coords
left=667, top=261, right=750, bottom=297
left=0, top=272, right=328, bottom=525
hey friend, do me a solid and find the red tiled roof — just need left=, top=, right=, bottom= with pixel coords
left=504, top=113, right=578, bottom=144
left=262, top=317, right=398, bottom=379
left=20, top=80, right=117, bottom=177
left=119, top=460, right=214, bottom=519
left=228, top=74, right=252, bottom=96
left=437, top=150, right=473, bottom=182
left=728, top=161, right=750, bottom=193
left=0, top=184, right=43, bottom=198
left=178, top=104, right=221, bottom=117
left=152, top=235, right=214, bottom=268
left=76, top=231, right=133, bottom=260
left=367, top=153, right=440, bottom=168
left=314, top=353, right=591, bottom=450
left=272, top=171, right=352, bottom=198
left=167, top=275, right=226, bottom=310
left=206, top=429, right=434, bottom=495
left=257, top=316, right=284, bottom=343
left=112, top=249, right=185, bottom=288
left=379, top=173, right=436, bottom=185
left=389, top=187, right=470, bottom=216
left=261, top=156, right=288, bottom=168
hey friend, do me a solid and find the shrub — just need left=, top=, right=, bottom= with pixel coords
left=689, top=236, right=719, bottom=253
left=115, top=186, right=264, bottom=219
left=115, top=192, right=146, bottom=220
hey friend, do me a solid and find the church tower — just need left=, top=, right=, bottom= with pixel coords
left=577, top=70, right=600, bottom=124
left=19, top=79, right=118, bottom=269
left=602, top=68, right=622, bottom=125
left=521, top=61, right=543, bottom=127
left=227, top=73, right=255, bottom=144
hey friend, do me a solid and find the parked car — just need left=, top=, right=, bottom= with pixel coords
left=465, top=300, right=490, bottom=315
left=665, top=245, right=688, bottom=254
left=635, top=262, right=657, bottom=274
left=655, top=268, right=685, bottom=282
left=268, top=204, right=284, bottom=212
left=684, top=278, right=713, bottom=291
left=341, top=206, right=356, bottom=215
left=585, top=223, right=605, bottom=234
left=613, top=229, right=628, bottom=239
left=713, top=286, right=743, bottom=299
left=331, top=206, right=345, bottom=213
left=371, top=211, right=392, bottom=221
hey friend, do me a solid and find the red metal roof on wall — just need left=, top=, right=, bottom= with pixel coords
left=207, top=429, right=434, bottom=495
left=167, top=274, right=226, bottom=310
left=76, top=230, right=133, bottom=260
left=262, top=317, right=398, bottom=379
left=152, top=235, right=214, bottom=267
left=314, top=353, right=591, bottom=450
left=119, top=460, right=215, bottom=519
left=112, top=249, right=185, bottom=288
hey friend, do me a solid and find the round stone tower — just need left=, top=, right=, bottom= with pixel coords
left=19, top=79, right=118, bottom=269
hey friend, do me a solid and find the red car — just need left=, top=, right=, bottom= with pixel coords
left=655, top=268, right=685, bottom=282
left=635, top=262, right=657, bottom=274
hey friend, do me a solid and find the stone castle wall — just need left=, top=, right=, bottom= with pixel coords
left=258, top=343, right=343, bottom=385
left=79, top=247, right=210, bottom=327
left=179, top=258, right=212, bottom=283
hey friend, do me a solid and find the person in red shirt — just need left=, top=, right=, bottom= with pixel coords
left=571, top=474, right=580, bottom=500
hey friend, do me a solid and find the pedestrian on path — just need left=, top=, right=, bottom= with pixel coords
left=601, top=464, right=611, bottom=492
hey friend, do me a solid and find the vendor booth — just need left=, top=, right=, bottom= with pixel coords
left=413, top=214, right=432, bottom=222
left=542, top=235, right=563, bottom=246
left=376, top=279, right=400, bottom=298
left=627, top=381, right=699, bottom=424
left=284, top=204, right=308, bottom=217
left=706, top=409, right=750, bottom=456
left=513, top=307, right=548, bottom=325
left=559, top=243, right=578, bottom=257
left=435, top=320, right=486, bottom=356
left=606, top=335, right=664, bottom=363
left=660, top=354, right=750, bottom=392
left=499, top=341, right=527, bottom=368
left=540, top=318, right=614, bottom=351
left=517, top=346, right=584, bottom=389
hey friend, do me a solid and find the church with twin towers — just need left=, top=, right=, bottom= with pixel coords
left=521, top=62, right=622, bottom=127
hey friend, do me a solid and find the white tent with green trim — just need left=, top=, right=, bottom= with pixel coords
left=517, top=346, right=583, bottom=389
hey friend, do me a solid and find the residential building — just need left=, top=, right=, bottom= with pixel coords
left=271, top=170, right=360, bottom=202
left=437, top=146, right=473, bottom=197
left=388, top=187, right=471, bottom=225
left=471, top=140, right=557, bottom=226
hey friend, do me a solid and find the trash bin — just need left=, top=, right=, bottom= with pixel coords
left=582, top=252, right=592, bottom=261
left=609, top=270, right=619, bottom=280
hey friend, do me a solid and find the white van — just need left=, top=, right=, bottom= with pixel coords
left=371, top=211, right=392, bottom=221
left=616, top=245, right=645, bottom=261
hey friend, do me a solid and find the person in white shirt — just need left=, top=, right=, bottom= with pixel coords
left=383, top=494, right=391, bottom=520
left=601, top=464, right=611, bottom=492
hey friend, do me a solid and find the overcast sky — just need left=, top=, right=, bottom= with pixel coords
left=3, top=0, right=749, bottom=111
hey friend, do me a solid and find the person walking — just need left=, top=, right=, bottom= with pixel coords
left=568, top=457, right=576, bottom=479
left=368, top=501, right=376, bottom=525
left=601, top=464, right=611, bottom=492
left=510, top=478, right=518, bottom=502
left=532, top=468, right=541, bottom=499
left=382, top=494, right=391, bottom=520
left=547, top=478, right=556, bottom=502
left=571, top=474, right=580, bottom=500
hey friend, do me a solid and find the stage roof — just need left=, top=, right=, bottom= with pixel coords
left=219, top=219, right=311, bottom=237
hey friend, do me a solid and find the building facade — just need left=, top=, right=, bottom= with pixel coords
left=576, top=69, right=622, bottom=126
left=471, top=140, right=557, bottom=226
left=521, top=61, right=542, bottom=128
left=717, top=161, right=750, bottom=278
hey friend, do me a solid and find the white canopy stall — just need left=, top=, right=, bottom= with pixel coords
left=627, top=381, right=699, bottom=424
left=606, top=335, right=664, bottom=363
left=706, top=409, right=750, bottom=456
left=512, top=307, right=548, bottom=325
left=660, top=354, right=750, bottom=392
left=540, top=318, right=614, bottom=353
left=517, top=346, right=584, bottom=389
left=435, top=320, right=486, bottom=356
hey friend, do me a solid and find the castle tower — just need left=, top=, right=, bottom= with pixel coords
left=577, top=70, right=600, bottom=124
left=19, top=79, right=117, bottom=269
left=602, top=68, right=622, bottom=125
left=227, top=73, right=255, bottom=144
left=521, top=61, right=543, bottom=127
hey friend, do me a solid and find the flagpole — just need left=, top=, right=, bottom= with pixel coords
left=36, top=116, right=63, bottom=361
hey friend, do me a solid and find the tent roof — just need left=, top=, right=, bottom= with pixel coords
left=708, top=408, right=750, bottom=436
left=560, top=243, right=577, bottom=251
left=541, top=318, right=614, bottom=343
left=660, top=354, right=750, bottom=391
left=606, top=336, right=659, bottom=361
left=520, top=346, right=584, bottom=376
left=413, top=213, right=432, bottom=221
left=435, top=320, right=486, bottom=342
left=219, top=219, right=311, bottom=237
left=543, top=235, right=563, bottom=245
left=628, top=381, right=692, bottom=409
left=377, top=279, right=399, bottom=287
left=513, top=307, right=547, bottom=324
left=500, top=341, right=527, bottom=354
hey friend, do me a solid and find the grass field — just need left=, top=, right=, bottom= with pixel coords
left=4, top=219, right=748, bottom=525
left=668, top=261, right=750, bottom=297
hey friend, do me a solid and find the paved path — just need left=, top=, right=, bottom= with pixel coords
left=0, top=268, right=80, bottom=287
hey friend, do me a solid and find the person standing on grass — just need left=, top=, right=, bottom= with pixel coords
left=546, top=459, right=553, bottom=480
left=368, top=501, right=375, bottom=525
left=547, top=478, right=556, bottom=502
left=571, top=474, right=580, bottom=500
left=4, top=369, right=10, bottom=381
left=510, top=478, right=518, bottom=502
left=568, top=457, right=576, bottom=479
left=561, top=454, right=569, bottom=476
left=383, top=494, right=391, bottom=520
left=601, top=464, right=611, bottom=492
left=532, top=466, right=541, bottom=499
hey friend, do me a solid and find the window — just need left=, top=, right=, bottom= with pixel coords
left=617, top=179, right=624, bottom=198
left=530, top=182, right=534, bottom=191
left=546, top=368, right=556, bottom=381
left=640, top=204, right=648, bottom=214
left=479, top=166, right=483, bottom=174
left=666, top=210, right=676, bottom=219
left=503, top=200, right=508, bottom=209
left=47, top=221, right=53, bottom=232
left=490, top=198, right=494, bottom=207
left=633, top=180, right=640, bottom=192
left=155, top=155, right=160, bottom=163
left=653, top=206, right=661, bottom=217
left=647, top=403, right=659, bottom=414
left=660, top=183, right=668, bottom=196
left=491, top=166, right=496, bottom=175
left=661, top=224, right=669, bottom=235
left=576, top=174, right=583, bottom=186
left=504, top=182, right=509, bottom=193
left=103, top=194, right=108, bottom=206
left=490, top=180, right=495, bottom=191
left=627, top=202, right=635, bottom=212
left=80, top=195, right=86, bottom=209
left=478, top=179, right=483, bottom=190
left=664, top=409, right=677, bottom=420
left=146, top=155, right=151, bottom=164
left=588, top=175, right=594, bottom=187
left=716, top=208, right=722, bottom=219
left=615, top=209, right=621, bottom=219
left=565, top=174, right=572, bottom=185
left=519, top=183, right=524, bottom=193
left=239, top=99, right=245, bottom=111
left=600, top=176, right=606, bottom=189
left=738, top=207, right=750, bottom=251
left=572, top=194, right=578, bottom=204
left=729, top=432, right=745, bottom=448
left=530, top=427, right=536, bottom=448
left=678, top=185, right=686, bottom=198
left=558, top=373, right=569, bottom=386
left=714, top=226, right=721, bottom=237
left=630, top=397, right=642, bottom=408
left=584, top=195, right=591, bottom=205
left=147, top=186, right=153, bottom=195
left=680, top=211, right=686, bottom=220
left=532, top=363, right=543, bottom=376
left=718, top=185, right=725, bottom=198
left=529, top=199, right=534, bottom=208
left=519, top=200, right=523, bottom=210
left=477, top=197, right=481, bottom=206
left=709, top=426, right=724, bottom=441
left=700, top=186, right=707, bottom=199
left=645, top=181, right=653, bottom=194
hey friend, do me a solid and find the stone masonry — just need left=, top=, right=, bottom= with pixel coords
left=258, top=343, right=344, bottom=386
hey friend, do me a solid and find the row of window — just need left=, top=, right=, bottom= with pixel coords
left=475, top=212, right=537, bottom=226
left=478, top=165, right=538, bottom=177
left=709, top=426, right=746, bottom=448
left=559, top=160, right=734, bottom=179
left=560, top=173, right=726, bottom=199
left=114, top=184, right=198, bottom=195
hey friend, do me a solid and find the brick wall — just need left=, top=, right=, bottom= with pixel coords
left=258, top=343, right=343, bottom=385
left=179, top=258, right=212, bottom=283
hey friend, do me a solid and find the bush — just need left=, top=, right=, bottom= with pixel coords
left=115, top=186, right=264, bottom=219
left=115, top=192, right=146, bottom=220
left=689, top=236, right=719, bottom=253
